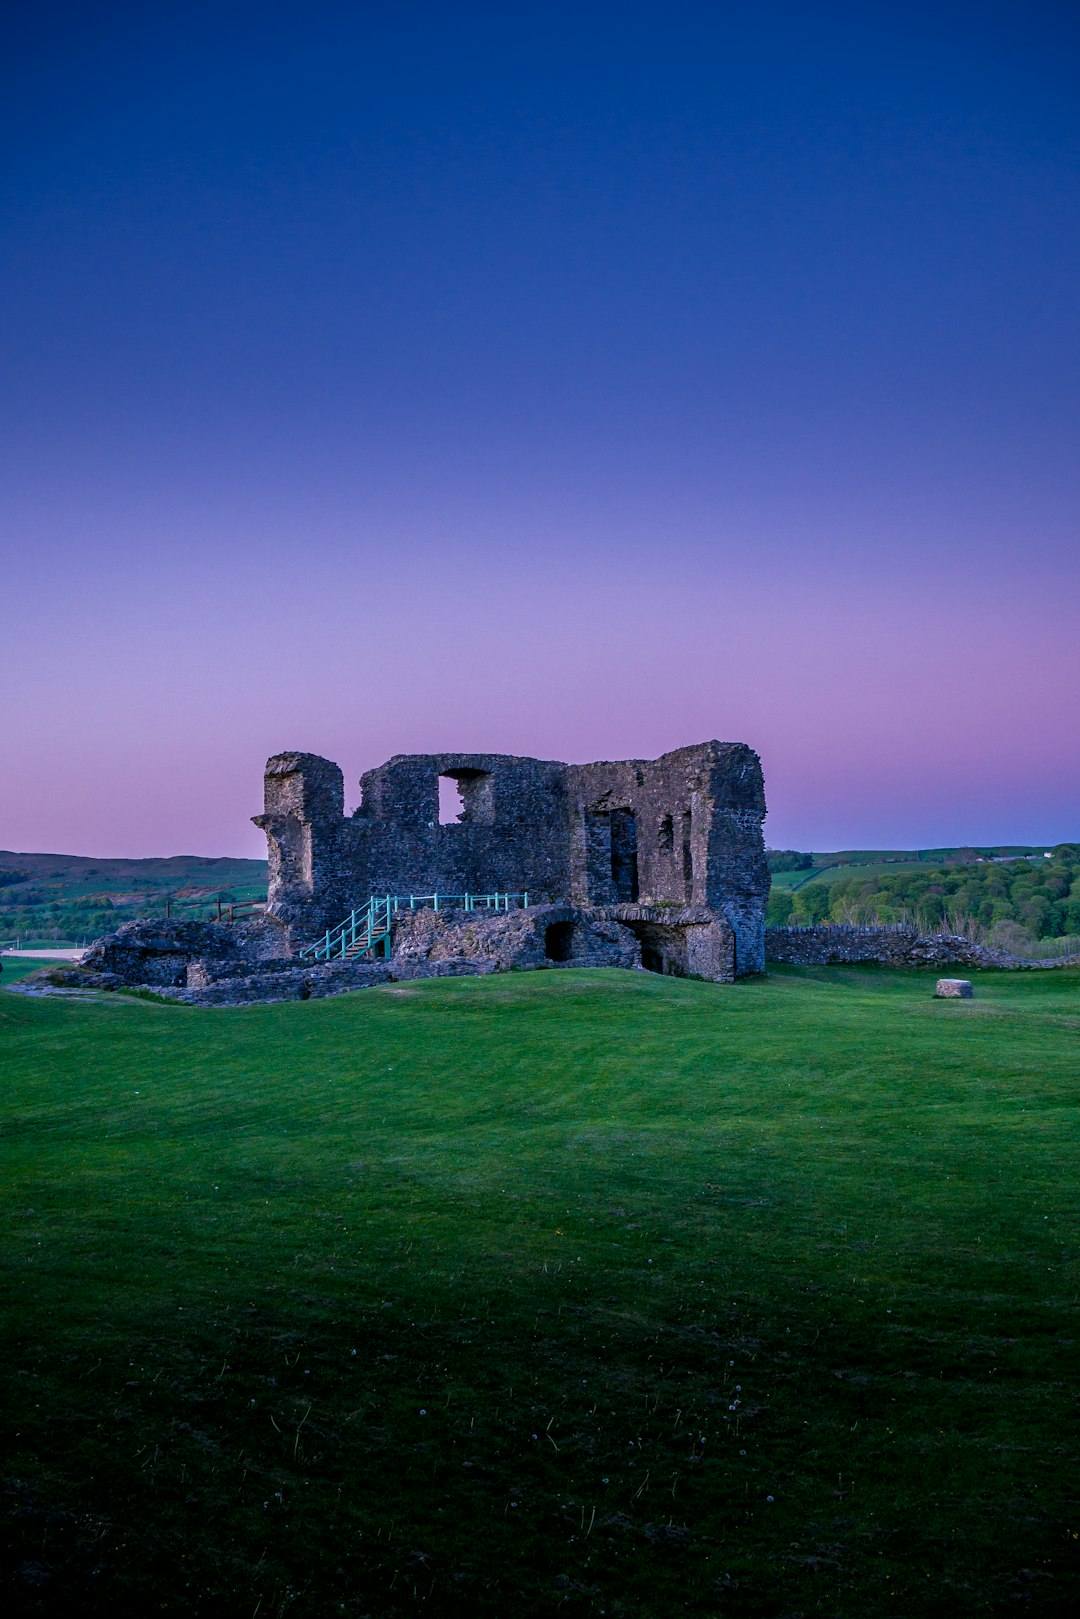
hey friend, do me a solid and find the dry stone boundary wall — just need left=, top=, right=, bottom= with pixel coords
left=765, top=924, right=1080, bottom=971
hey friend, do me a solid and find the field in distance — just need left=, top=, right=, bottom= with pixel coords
left=1, top=965, right=1077, bottom=1616
left=767, top=845, right=1055, bottom=891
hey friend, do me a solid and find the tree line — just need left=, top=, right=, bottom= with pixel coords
left=766, top=846, right=1080, bottom=949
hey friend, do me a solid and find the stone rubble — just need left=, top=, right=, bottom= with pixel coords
left=11, top=907, right=636, bottom=1006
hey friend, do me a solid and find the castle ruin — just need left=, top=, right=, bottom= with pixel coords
left=254, top=742, right=769, bottom=982
left=47, top=739, right=1074, bottom=1005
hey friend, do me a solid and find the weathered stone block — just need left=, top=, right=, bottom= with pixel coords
left=601, top=904, right=736, bottom=982
left=80, top=919, right=242, bottom=987
left=934, top=978, right=974, bottom=998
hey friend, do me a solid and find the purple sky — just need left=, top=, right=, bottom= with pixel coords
left=3, top=3, right=1078, bottom=858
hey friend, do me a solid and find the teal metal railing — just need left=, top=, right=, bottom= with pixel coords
left=299, top=892, right=530, bottom=963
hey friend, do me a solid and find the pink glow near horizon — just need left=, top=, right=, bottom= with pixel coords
left=4, top=491, right=1077, bottom=859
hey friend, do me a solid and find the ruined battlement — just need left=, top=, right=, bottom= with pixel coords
left=254, top=741, right=769, bottom=977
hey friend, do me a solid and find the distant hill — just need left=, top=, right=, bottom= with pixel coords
left=0, top=852, right=267, bottom=945
left=766, top=845, right=1057, bottom=892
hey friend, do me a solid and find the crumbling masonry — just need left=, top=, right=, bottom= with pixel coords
left=253, top=742, right=769, bottom=982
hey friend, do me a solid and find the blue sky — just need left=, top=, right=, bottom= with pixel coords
left=3, top=3, right=1078, bottom=854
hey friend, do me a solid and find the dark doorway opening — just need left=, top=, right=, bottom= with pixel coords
left=681, top=811, right=693, bottom=901
left=627, top=920, right=688, bottom=978
left=545, top=921, right=574, bottom=962
left=610, top=809, right=639, bottom=901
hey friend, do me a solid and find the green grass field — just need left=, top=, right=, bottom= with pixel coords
left=767, top=859, right=930, bottom=892
left=2, top=967, right=1078, bottom=1616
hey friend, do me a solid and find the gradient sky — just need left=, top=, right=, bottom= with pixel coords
left=3, top=1, right=1078, bottom=857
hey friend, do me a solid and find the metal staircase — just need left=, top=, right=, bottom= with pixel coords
left=298, top=892, right=529, bottom=963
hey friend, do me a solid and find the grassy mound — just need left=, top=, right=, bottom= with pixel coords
left=1, top=967, right=1077, bottom=1615
left=0, top=957, right=80, bottom=987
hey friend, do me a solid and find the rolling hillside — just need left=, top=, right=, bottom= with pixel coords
left=0, top=851, right=267, bottom=944
left=767, top=845, right=1054, bottom=892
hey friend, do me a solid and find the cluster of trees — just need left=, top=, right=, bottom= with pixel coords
left=766, top=849, right=814, bottom=874
left=766, top=846, right=1080, bottom=946
left=0, top=894, right=125, bottom=943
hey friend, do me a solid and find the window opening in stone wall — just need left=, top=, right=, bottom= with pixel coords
left=658, top=814, right=674, bottom=853
left=545, top=921, right=574, bottom=961
left=438, top=769, right=494, bottom=825
left=610, top=808, right=639, bottom=901
left=681, top=811, right=693, bottom=900
left=438, top=775, right=466, bottom=824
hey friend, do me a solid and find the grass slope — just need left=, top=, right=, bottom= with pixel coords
left=768, top=847, right=1056, bottom=893
left=1, top=967, right=1078, bottom=1616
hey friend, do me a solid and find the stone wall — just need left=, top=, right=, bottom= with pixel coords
left=79, top=916, right=290, bottom=987
left=764, top=925, right=1080, bottom=970
left=80, top=919, right=244, bottom=987
left=167, top=961, right=393, bottom=1006
left=45, top=908, right=641, bottom=1007
left=600, top=905, right=736, bottom=982
left=388, top=903, right=639, bottom=973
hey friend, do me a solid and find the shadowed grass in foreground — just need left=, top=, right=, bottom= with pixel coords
left=1, top=965, right=1078, bottom=1616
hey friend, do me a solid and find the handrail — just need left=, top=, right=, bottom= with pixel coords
left=299, top=892, right=530, bottom=962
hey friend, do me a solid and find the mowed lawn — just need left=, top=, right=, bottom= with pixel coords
left=1, top=967, right=1077, bottom=1617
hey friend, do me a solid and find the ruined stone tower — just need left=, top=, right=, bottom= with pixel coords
left=253, top=742, right=769, bottom=979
